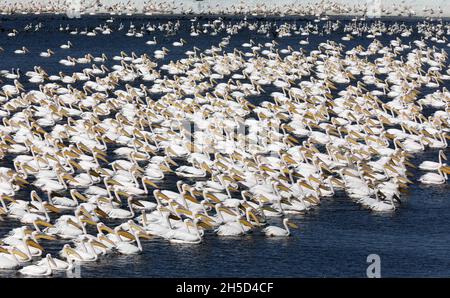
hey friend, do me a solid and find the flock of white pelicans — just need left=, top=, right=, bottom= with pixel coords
left=0, top=14, right=448, bottom=277
left=0, top=0, right=443, bottom=18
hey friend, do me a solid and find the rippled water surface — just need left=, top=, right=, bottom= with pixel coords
left=0, top=15, right=449, bottom=277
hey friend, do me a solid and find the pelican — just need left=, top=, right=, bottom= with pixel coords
left=0, top=247, right=28, bottom=269
left=172, top=38, right=186, bottom=47
left=419, top=150, right=447, bottom=170
left=114, top=227, right=150, bottom=254
left=14, top=47, right=29, bottom=54
left=215, top=217, right=253, bottom=236
left=262, top=218, right=298, bottom=237
left=419, top=166, right=450, bottom=185
left=60, top=41, right=73, bottom=49
left=40, top=49, right=55, bottom=57
left=37, top=254, right=74, bottom=271
left=19, top=257, right=52, bottom=276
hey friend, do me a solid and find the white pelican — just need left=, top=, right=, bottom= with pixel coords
left=19, top=258, right=52, bottom=276
left=40, top=49, right=55, bottom=57
left=14, top=47, right=29, bottom=54
left=60, top=41, right=73, bottom=49
left=419, top=166, right=450, bottom=185
left=419, top=150, right=447, bottom=171
left=262, top=218, right=298, bottom=237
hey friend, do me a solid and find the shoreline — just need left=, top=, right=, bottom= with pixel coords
left=0, top=12, right=449, bottom=21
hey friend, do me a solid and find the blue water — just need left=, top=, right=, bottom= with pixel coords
left=0, top=15, right=449, bottom=277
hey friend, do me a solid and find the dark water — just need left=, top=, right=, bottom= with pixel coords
left=0, top=15, right=449, bottom=277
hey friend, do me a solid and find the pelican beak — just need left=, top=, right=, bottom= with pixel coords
left=299, top=181, right=315, bottom=191
left=34, top=233, right=57, bottom=241
left=100, top=225, right=114, bottom=234
left=168, top=213, right=181, bottom=221
left=159, top=163, right=172, bottom=172
left=257, top=195, right=270, bottom=203
left=304, top=196, right=320, bottom=205
left=107, top=179, right=123, bottom=186
left=403, top=152, right=413, bottom=158
left=239, top=219, right=253, bottom=228
left=404, top=161, right=416, bottom=168
left=95, top=153, right=109, bottom=163
left=131, top=199, right=145, bottom=208
left=205, top=193, right=221, bottom=203
left=283, top=155, right=297, bottom=165
left=79, top=207, right=94, bottom=220
left=97, top=197, right=110, bottom=204
left=35, top=220, right=55, bottom=228
left=262, top=205, right=278, bottom=213
left=67, top=219, right=82, bottom=230
left=196, top=213, right=215, bottom=223
left=277, top=184, right=291, bottom=192
left=73, top=191, right=88, bottom=202
left=12, top=248, right=29, bottom=260
left=191, top=189, right=202, bottom=197
left=143, top=179, right=158, bottom=188
left=368, top=147, right=379, bottom=155
left=309, top=176, right=321, bottom=184
left=15, top=176, right=29, bottom=185
left=176, top=207, right=193, bottom=216
left=137, top=232, right=151, bottom=240
left=91, top=240, right=108, bottom=249
left=218, top=207, right=237, bottom=216
left=94, top=207, right=108, bottom=218
left=441, top=166, right=450, bottom=175
left=280, top=198, right=293, bottom=206
left=49, top=105, right=58, bottom=113
left=325, top=93, right=334, bottom=100
left=96, top=167, right=111, bottom=177
left=81, top=218, right=97, bottom=226
left=45, top=154, right=58, bottom=162
left=288, top=222, right=299, bottom=229
left=92, top=147, right=106, bottom=157
left=331, top=178, right=345, bottom=188
left=116, top=190, right=129, bottom=198
left=2, top=195, right=17, bottom=203
left=288, top=135, right=299, bottom=144
left=69, top=159, right=83, bottom=170
left=129, top=222, right=146, bottom=234
left=165, top=157, right=178, bottom=166
left=397, top=176, right=413, bottom=184
left=184, top=194, right=199, bottom=204
left=260, top=165, right=276, bottom=173
left=45, top=203, right=61, bottom=213
left=248, top=211, right=260, bottom=224
left=65, top=247, right=82, bottom=260
left=201, top=163, right=212, bottom=174
left=99, top=235, right=116, bottom=247
left=89, top=169, right=101, bottom=178
left=23, top=164, right=37, bottom=172
left=223, top=176, right=237, bottom=187
left=197, top=220, right=213, bottom=229
left=202, top=201, right=215, bottom=209
left=117, top=230, right=136, bottom=241
left=343, top=170, right=360, bottom=178
left=26, top=239, right=44, bottom=251
left=384, top=164, right=399, bottom=174
left=62, top=174, right=78, bottom=183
